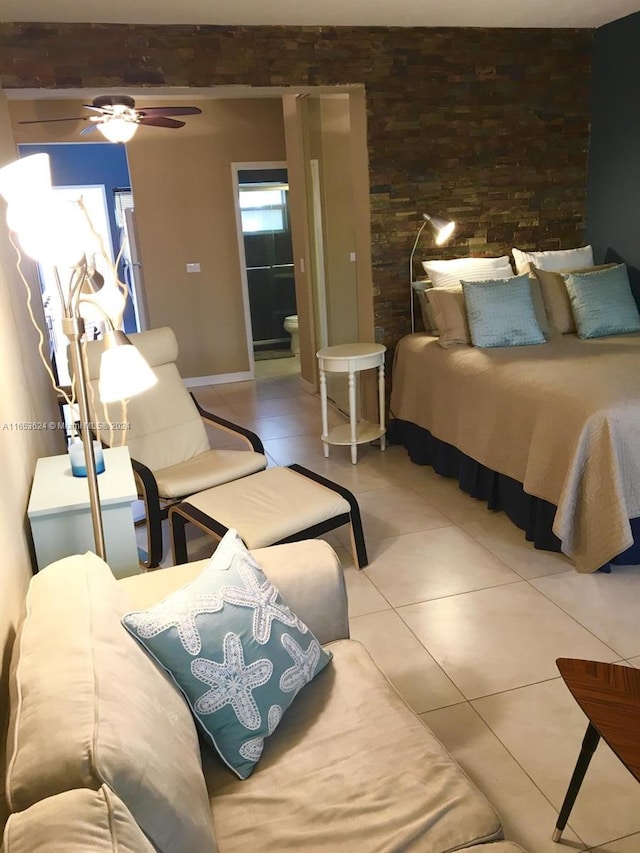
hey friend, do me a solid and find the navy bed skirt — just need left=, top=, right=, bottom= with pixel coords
left=388, top=418, right=640, bottom=569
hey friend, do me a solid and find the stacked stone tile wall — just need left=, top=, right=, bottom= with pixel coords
left=0, top=23, right=592, bottom=352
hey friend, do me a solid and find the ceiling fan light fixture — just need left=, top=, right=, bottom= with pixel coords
left=97, top=117, right=138, bottom=144
left=18, top=95, right=202, bottom=139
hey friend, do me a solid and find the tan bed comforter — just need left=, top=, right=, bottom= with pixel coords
left=390, top=333, right=640, bottom=572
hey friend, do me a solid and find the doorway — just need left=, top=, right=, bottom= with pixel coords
left=233, top=164, right=300, bottom=378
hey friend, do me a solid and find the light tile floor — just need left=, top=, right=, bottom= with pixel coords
left=144, top=358, right=640, bottom=853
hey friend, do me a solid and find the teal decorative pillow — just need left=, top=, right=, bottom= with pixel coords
left=122, top=530, right=332, bottom=779
left=461, top=274, right=546, bottom=348
left=563, top=264, right=640, bottom=339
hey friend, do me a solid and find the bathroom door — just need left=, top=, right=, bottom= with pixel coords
left=234, top=166, right=296, bottom=358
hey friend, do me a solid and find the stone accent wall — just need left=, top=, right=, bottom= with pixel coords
left=0, top=23, right=593, bottom=352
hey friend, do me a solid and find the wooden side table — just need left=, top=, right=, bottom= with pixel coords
left=316, top=343, right=386, bottom=465
left=553, top=658, right=640, bottom=842
left=28, top=446, right=140, bottom=579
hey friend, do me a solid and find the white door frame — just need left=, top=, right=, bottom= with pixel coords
left=231, top=161, right=289, bottom=379
left=123, top=206, right=149, bottom=332
left=310, top=159, right=329, bottom=350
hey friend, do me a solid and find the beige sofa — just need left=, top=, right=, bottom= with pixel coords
left=3, top=540, right=526, bottom=852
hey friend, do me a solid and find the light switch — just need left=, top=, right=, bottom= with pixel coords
left=349, top=252, right=357, bottom=262
left=186, top=262, right=201, bottom=273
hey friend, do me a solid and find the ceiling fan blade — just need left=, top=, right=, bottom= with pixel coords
left=138, top=116, right=186, bottom=129
left=136, top=106, right=202, bottom=117
left=18, top=116, right=89, bottom=124
left=83, top=104, right=110, bottom=113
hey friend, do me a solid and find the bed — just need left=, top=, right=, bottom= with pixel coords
left=388, top=332, right=640, bottom=573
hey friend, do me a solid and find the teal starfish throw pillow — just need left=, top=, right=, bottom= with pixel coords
left=122, top=530, right=332, bottom=779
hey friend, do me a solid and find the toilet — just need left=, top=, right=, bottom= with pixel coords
left=283, top=314, right=299, bottom=355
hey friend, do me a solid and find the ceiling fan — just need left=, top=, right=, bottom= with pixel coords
left=18, top=95, right=202, bottom=143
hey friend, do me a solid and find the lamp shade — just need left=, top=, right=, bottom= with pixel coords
left=0, top=154, right=93, bottom=267
left=98, top=330, right=157, bottom=402
left=423, top=214, right=456, bottom=246
left=97, top=118, right=138, bottom=144
left=8, top=196, right=89, bottom=268
left=80, top=266, right=127, bottom=326
left=80, top=288, right=127, bottom=327
left=0, top=153, right=52, bottom=206
left=410, top=211, right=457, bottom=334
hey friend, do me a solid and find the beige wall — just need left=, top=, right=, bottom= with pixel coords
left=347, top=89, right=374, bottom=343
left=0, top=90, right=61, bottom=827
left=125, top=98, right=287, bottom=378
left=311, top=95, right=359, bottom=348
left=347, top=88, right=378, bottom=421
left=307, top=95, right=359, bottom=411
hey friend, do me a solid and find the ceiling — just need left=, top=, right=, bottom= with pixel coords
left=0, top=0, right=638, bottom=28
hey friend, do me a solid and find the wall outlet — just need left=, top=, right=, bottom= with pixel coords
left=186, top=262, right=201, bottom=273
left=350, top=252, right=357, bottom=262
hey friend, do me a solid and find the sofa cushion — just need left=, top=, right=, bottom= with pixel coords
left=123, top=530, right=332, bottom=780
left=5, top=552, right=216, bottom=853
left=204, top=639, right=504, bottom=853
left=2, top=786, right=157, bottom=852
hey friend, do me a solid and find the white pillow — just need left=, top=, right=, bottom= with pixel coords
left=512, top=245, right=594, bottom=275
left=422, top=256, right=514, bottom=289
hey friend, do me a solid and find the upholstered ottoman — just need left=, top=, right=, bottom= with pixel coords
left=169, top=464, right=368, bottom=568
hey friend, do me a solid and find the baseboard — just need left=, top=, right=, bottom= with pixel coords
left=183, top=371, right=254, bottom=387
left=185, top=370, right=312, bottom=390
left=298, top=376, right=316, bottom=395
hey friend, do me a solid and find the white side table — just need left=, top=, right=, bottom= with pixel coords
left=28, top=446, right=140, bottom=579
left=317, top=342, right=386, bottom=464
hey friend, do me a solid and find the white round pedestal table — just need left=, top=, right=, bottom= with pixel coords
left=316, top=342, right=386, bottom=464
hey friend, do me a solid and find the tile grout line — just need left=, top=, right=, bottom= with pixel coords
left=520, top=575, right=628, bottom=661
left=422, top=698, right=587, bottom=850
left=461, top=702, right=590, bottom=850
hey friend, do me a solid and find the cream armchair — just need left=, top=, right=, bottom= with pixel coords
left=85, top=327, right=267, bottom=568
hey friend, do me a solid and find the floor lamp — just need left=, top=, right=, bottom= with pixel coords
left=409, top=213, right=456, bottom=333
left=0, top=153, right=157, bottom=562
